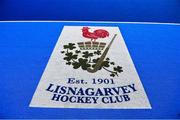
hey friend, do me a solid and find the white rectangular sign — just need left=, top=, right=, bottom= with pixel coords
left=30, top=26, right=151, bottom=109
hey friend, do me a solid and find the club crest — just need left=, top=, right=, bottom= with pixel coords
left=61, top=27, right=123, bottom=77
left=30, top=26, right=151, bottom=109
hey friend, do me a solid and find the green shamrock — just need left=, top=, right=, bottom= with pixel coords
left=63, top=43, right=76, bottom=50
left=82, top=51, right=93, bottom=58
left=94, top=50, right=101, bottom=55
left=72, top=58, right=91, bottom=70
left=64, top=52, right=78, bottom=61
left=114, top=66, right=123, bottom=73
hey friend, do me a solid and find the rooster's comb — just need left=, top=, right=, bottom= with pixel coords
left=82, top=27, right=90, bottom=30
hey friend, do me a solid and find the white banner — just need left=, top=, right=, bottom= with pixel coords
left=30, top=26, right=151, bottom=109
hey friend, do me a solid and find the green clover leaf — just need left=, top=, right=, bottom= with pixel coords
left=64, top=52, right=78, bottom=61
left=94, top=50, right=101, bottom=55
left=63, top=43, right=76, bottom=50
left=82, top=51, right=93, bottom=58
left=72, top=58, right=91, bottom=70
left=114, top=66, right=123, bottom=73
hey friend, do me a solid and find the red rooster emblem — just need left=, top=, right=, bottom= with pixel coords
left=82, top=27, right=109, bottom=42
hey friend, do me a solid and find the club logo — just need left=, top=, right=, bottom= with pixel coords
left=30, top=26, right=151, bottom=109
left=61, top=27, right=123, bottom=77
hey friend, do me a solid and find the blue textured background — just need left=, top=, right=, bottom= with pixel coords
left=0, top=22, right=180, bottom=119
left=0, top=0, right=180, bottom=23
